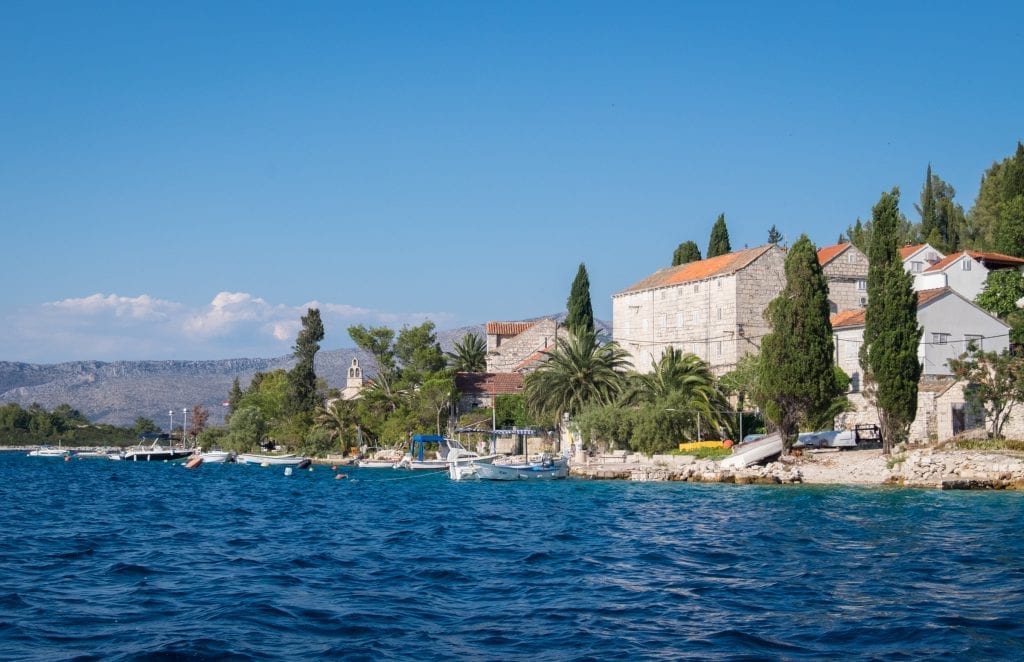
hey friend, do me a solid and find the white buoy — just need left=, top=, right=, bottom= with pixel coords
left=284, top=467, right=293, bottom=476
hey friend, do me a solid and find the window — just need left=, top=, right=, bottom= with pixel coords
left=715, top=341, right=722, bottom=356
left=856, top=280, right=867, bottom=291
left=850, top=372, right=860, bottom=393
left=965, top=334, right=983, bottom=350
left=694, top=284, right=700, bottom=293
left=962, top=259, right=972, bottom=271
left=717, top=279, right=722, bottom=288
left=660, top=290, right=667, bottom=300
left=717, top=307, right=723, bottom=320
left=911, top=261, right=923, bottom=273
left=932, top=332, right=950, bottom=344
left=847, top=252, right=856, bottom=264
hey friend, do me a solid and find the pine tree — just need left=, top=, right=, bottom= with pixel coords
left=566, top=262, right=595, bottom=336
left=860, top=189, right=923, bottom=454
left=707, top=214, right=732, bottom=258
left=758, top=235, right=838, bottom=451
left=968, top=142, right=1024, bottom=249
left=286, top=308, right=325, bottom=417
left=767, top=224, right=783, bottom=245
left=672, top=240, right=702, bottom=266
left=227, top=377, right=244, bottom=423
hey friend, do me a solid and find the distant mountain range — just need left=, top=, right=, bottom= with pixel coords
left=0, top=317, right=610, bottom=427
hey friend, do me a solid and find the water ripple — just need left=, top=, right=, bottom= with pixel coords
left=1, top=451, right=1023, bottom=659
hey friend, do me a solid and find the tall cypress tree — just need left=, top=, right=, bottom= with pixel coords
left=566, top=263, right=595, bottom=336
left=767, top=224, right=783, bottom=245
left=707, top=214, right=732, bottom=258
left=286, top=308, right=325, bottom=417
left=918, top=164, right=936, bottom=240
left=672, top=240, right=702, bottom=266
left=758, top=235, right=837, bottom=451
left=860, top=189, right=922, bottom=454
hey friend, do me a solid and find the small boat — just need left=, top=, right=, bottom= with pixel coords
left=185, top=456, right=203, bottom=469
left=27, top=444, right=70, bottom=458
left=719, top=432, right=784, bottom=469
left=394, top=435, right=492, bottom=472
left=473, top=454, right=569, bottom=481
left=236, top=453, right=308, bottom=466
left=121, top=434, right=193, bottom=462
left=357, top=457, right=400, bottom=468
left=199, top=449, right=235, bottom=463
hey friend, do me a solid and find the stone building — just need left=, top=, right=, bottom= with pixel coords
left=485, top=319, right=563, bottom=373
left=816, top=242, right=869, bottom=313
left=612, top=244, right=786, bottom=374
left=453, top=372, right=525, bottom=413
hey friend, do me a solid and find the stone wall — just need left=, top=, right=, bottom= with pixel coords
left=485, top=318, right=560, bottom=373
left=823, top=246, right=869, bottom=312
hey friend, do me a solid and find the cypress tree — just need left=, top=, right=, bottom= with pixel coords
left=707, top=214, right=732, bottom=258
left=918, top=164, right=936, bottom=240
left=286, top=308, right=325, bottom=417
left=758, top=235, right=838, bottom=451
left=767, top=224, right=783, bottom=245
left=566, top=263, right=595, bottom=336
left=860, top=189, right=922, bottom=454
left=672, top=240, right=702, bottom=266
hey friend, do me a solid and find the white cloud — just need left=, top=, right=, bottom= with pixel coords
left=1, top=291, right=461, bottom=363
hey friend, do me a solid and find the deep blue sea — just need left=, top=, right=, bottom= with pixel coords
left=1, top=451, right=1023, bottom=661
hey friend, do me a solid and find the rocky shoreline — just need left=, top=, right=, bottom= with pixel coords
left=569, top=447, right=1024, bottom=490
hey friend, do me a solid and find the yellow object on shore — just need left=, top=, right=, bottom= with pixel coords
left=678, top=440, right=726, bottom=452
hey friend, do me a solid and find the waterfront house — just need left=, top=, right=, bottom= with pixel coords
left=485, top=319, right=563, bottom=373
left=612, top=244, right=786, bottom=374
left=912, top=250, right=1024, bottom=301
left=453, top=372, right=524, bottom=413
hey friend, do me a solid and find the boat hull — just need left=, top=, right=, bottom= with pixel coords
left=121, top=449, right=193, bottom=462
left=236, top=453, right=307, bottom=466
left=474, top=457, right=569, bottom=481
left=720, top=433, right=783, bottom=469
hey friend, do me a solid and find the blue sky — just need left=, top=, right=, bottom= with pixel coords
left=2, top=1, right=1022, bottom=363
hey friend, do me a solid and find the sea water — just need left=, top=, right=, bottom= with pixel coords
left=1, top=451, right=1022, bottom=660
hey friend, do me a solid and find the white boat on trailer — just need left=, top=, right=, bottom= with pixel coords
left=720, top=433, right=784, bottom=469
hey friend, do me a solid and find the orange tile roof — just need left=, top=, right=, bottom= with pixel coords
left=925, top=250, right=1024, bottom=273
left=454, top=372, right=525, bottom=395
left=817, top=242, right=850, bottom=266
left=831, top=309, right=865, bottom=329
left=616, top=245, right=777, bottom=295
left=513, top=349, right=550, bottom=372
left=900, top=244, right=928, bottom=260
left=831, top=287, right=951, bottom=329
left=486, top=321, right=535, bottom=336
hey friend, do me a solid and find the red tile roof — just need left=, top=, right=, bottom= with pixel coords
left=513, top=349, right=550, bottom=372
left=616, top=245, right=777, bottom=295
left=925, top=250, right=1024, bottom=273
left=817, top=243, right=850, bottom=266
left=831, top=287, right=950, bottom=329
left=454, top=372, right=525, bottom=396
left=486, top=321, right=535, bottom=336
left=900, top=244, right=928, bottom=260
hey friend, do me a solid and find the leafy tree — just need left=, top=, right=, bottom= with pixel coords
left=806, top=367, right=853, bottom=431
left=417, top=375, right=455, bottom=435
left=860, top=189, right=923, bottom=454
left=286, top=308, right=325, bottom=418
left=767, top=225, right=783, bottom=245
left=759, top=234, right=839, bottom=451
left=707, top=213, right=732, bottom=258
left=446, top=332, right=487, bottom=372
left=316, top=398, right=360, bottom=453
left=226, top=405, right=268, bottom=451
left=968, top=142, right=1024, bottom=250
left=950, top=347, right=1024, bottom=438
left=976, top=269, right=1024, bottom=319
left=227, top=377, right=244, bottom=422
left=672, top=240, right=702, bottom=266
left=575, top=402, right=637, bottom=452
left=524, top=330, right=630, bottom=421
left=992, top=196, right=1024, bottom=257
left=566, top=263, right=595, bottom=336
left=394, top=321, right=446, bottom=383
left=348, top=325, right=397, bottom=376
left=842, top=204, right=918, bottom=254
left=495, top=394, right=530, bottom=428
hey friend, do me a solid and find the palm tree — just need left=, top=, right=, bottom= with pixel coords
left=626, top=347, right=731, bottom=439
left=524, top=330, right=631, bottom=420
left=316, top=398, right=361, bottom=453
left=446, top=332, right=487, bottom=372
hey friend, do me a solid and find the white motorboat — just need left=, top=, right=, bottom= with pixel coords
left=472, top=454, right=569, bottom=481
left=199, top=450, right=234, bottom=463
left=236, top=453, right=309, bottom=467
left=394, top=435, right=494, bottom=473
left=358, top=457, right=402, bottom=468
left=27, top=445, right=70, bottom=458
left=720, top=433, right=784, bottom=469
left=119, top=433, right=193, bottom=462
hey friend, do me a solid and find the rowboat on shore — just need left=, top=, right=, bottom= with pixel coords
left=720, top=433, right=783, bottom=469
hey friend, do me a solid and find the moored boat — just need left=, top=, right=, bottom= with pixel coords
left=473, top=454, right=569, bottom=481
left=236, top=453, right=307, bottom=466
left=120, top=433, right=193, bottom=462
left=27, top=444, right=70, bottom=458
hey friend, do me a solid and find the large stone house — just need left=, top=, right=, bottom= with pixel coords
left=817, top=242, right=869, bottom=313
left=612, top=244, right=786, bottom=374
